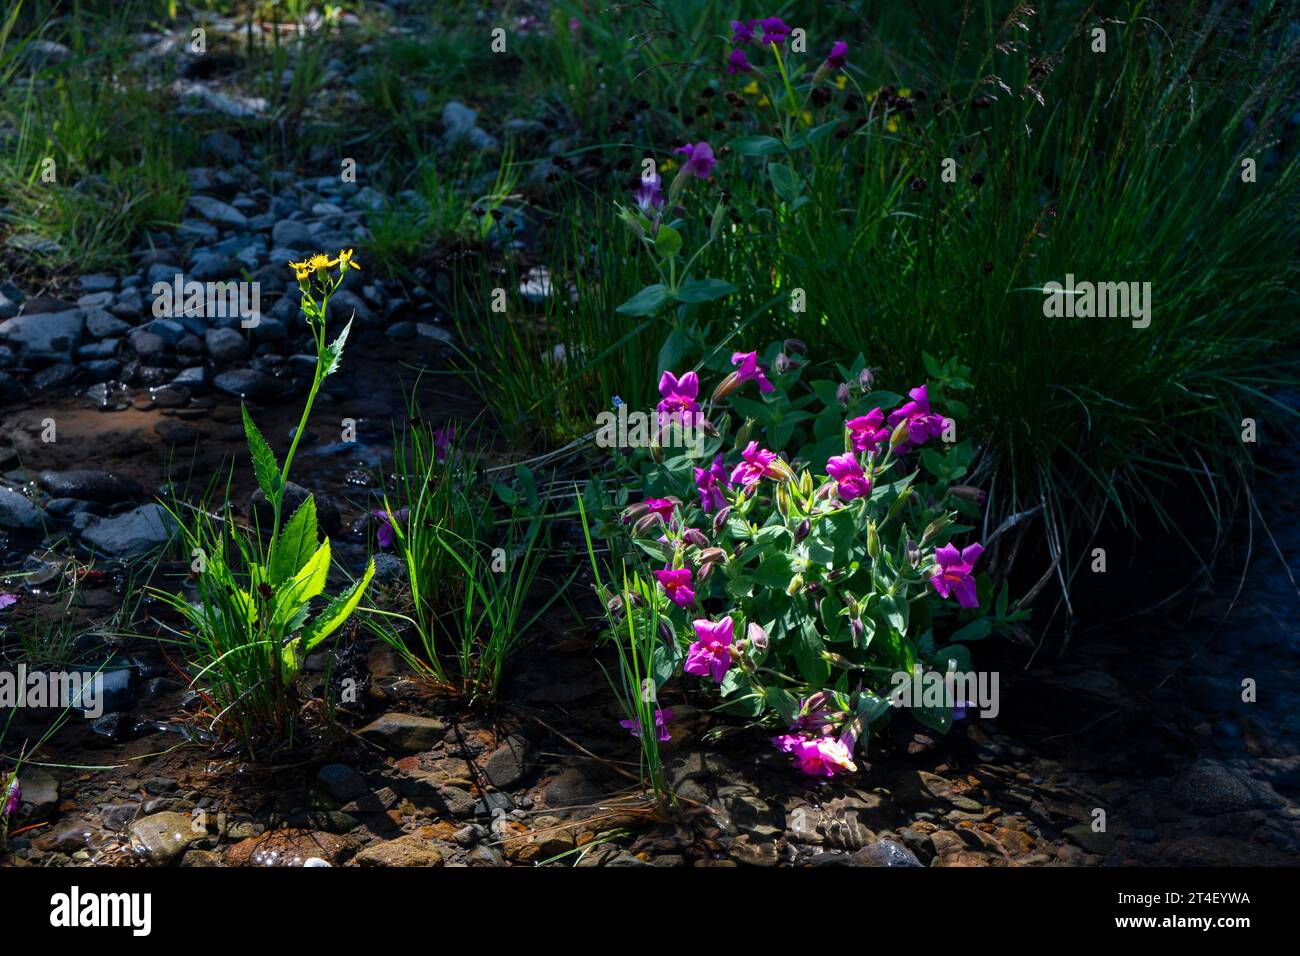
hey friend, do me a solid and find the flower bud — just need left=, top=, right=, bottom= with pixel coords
left=684, top=528, right=709, bottom=548
left=849, top=616, right=865, bottom=642
left=799, top=469, right=814, bottom=499
left=858, top=367, right=876, bottom=392
left=794, top=517, right=810, bottom=543
left=768, top=456, right=796, bottom=483
left=698, top=561, right=714, bottom=582
left=606, top=593, right=624, bottom=615
left=950, top=484, right=987, bottom=505
left=633, top=512, right=665, bottom=536
left=747, top=621, right=769, bottom=652
left=785, top=573, right=804, bottom=596
left=658, top=618, right=675, bottom=642
left=621, top=502, right=649, bottom=523
left=866, top=519, right=880, bottom=559
left=889, top=420, right=911, bottom=449
left=775, top=482, right=791, bottom=519
left=712, top=507, right=731, bottom=536
left=920, top=514, right=951, bottom=545
left=712, top=371, right=743, bottom=402
left=783, top=338, right=807, bottom=357
left=836, top=382, right=851, bottom=408
left=709, top=199, right=727, bottom=241
left=733, top=417, right=754, bottom=448
left=906, top=538, right=921, bottom=568
left=697, top=547, right=727, bottom=565
left=774, top=352, right=790, bottom=374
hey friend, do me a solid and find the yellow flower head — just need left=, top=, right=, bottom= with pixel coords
left=337, top=248, right=360, bottom=272
left=289, top=259, right=311, bottom=281
left=308, top=253, right=337, bottom=273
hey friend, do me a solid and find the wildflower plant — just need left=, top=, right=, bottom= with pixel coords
left=154, top=252, right=374, bottom=752
left=594, top=344, right=1029, bottom=776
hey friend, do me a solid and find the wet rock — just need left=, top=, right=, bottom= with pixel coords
left=1173, top=759, right=1284, bottom=814
left=481, top=735, right=532, bottom=789
left=205, top=327, right=250, bottom=363
left=431, top=786, right=477, bottom=818
left=0, top=309, right=84, bottom=364
left=155, top=420, right=200, bottom=445
left=1064, top=824, right=1117, bottom=855
left=81, top=503, right=178, bottom=558
left=17, top=766, right=59, bottom=817
left=354, top=833, right=445, bottom=867
left=187, top=194, right=249, bottom=229
left=129, top=329, right=170, bottom=360
left=0, top=486, right=42, bottom=529
left=358, top=712, right=447, bottom=751
left=271, top=219, right=314, bottom=248
left=33, top=821, right=111, bottom=854
left=39, top=469, right=142, bottom=503
left=541, top=768, right=604, bottom=811
left=129, top=811, right=203, bottom=865
left=79, top=274, right=118, bottom=294
left=214, top=368, right=284, bottom=400
left=225, top=829, right=358, bottom=867
left=32, top=363, right=78, bottom=391
left=317, top=764, right=369, bottom=803
left=730, top=834, right=780, bottom=866
left=201, top=130, right=241, bottom=164
left=84, top=309, right=130, bottom=339
left=852, top=838, right=923, bottom=867
left=499, top=815, right=575, bottom=863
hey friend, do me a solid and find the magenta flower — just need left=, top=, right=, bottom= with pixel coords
left=730, top=350, right=774, bottom=393
left=634, top=173, right=666, bottom=211
left=675, top=142, right=717, bottom=179
left=620, top=708, right=674, bottom=741
left=729, top=441, right=779, bottom=487
left=656, top=369, right=700, bottom=425
left=433, top=423, right=455, bottom=464
left=826, top=453, right=871, bottom=500
left=758, top=16, right=791, bottom=45
left=684, top=616, right=734, bottom=683
left=824, top=40, right=849, bottom=71
left=772, top=733, right=857, bottom=777
left=0, top=592, right=17, bottom=611
left=372, top=508, right=408, bottom=550
left=2, top=778, right=18, bottom=816
left=731, top=19, right=757, bottom=45
left=929, top=542, right=984, bottom=609
left=641, top=498, right=678, bottom=523
left=694, top=454, right=729, bottom=512
left=887, top=385, right=946, bottom=451
left=727, top=48, right=753, bottom=74
left=654, top=567, right=695, bottom=608
left=846, top=408, right=888, bottom=454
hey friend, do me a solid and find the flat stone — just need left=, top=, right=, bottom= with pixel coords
left=0, top=309, right=84, bottom=364
left=81, top=503, right=178, bottom=558
left=0, top=486, right=42, bottom=529
left=128, top=811, right=203, bottom=865
left=39, top=469, right=142, bottom=503
left=224, top=829, right=358, bottom=867
left=358, top=713, right=447, bottom=752
left=354, top=833, right=445, bottom=867
left=187, top=194, right=249, bottom=229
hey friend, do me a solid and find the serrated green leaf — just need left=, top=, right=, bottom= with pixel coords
left=322, top=318, right=353, bottom=377
left=273, top=539, right=331, bottom=629
left=269, top=496, right=318, bottom=586
left=241, top=404, right=281, bottom=503
left=300, top=558, right=375, bottom=656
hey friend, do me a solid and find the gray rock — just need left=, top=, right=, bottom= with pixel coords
left=328, top=290, right=372, bottom=324
left=39, top=470, right=142, bottom=503
left=0, top=486, right=43, bottom=529
left=358, top=713, right=447, bottom=751
left=1174, top=759, right=1284, bottom=814
left=17, top=766, right=60, bottom=817
left=189, top=252, right=242, bottom=281
left=852, top=839, right=923, bottom=867
left=214, top=368, right=283, bottom=400
left=186, top=194, right=249, bottom=229
left=416, top=322, right=454, bottom=345
left=481, top=735, right=533, bottom=789
left=317, top=764, right=369, bottom=803
left=271, top=219, right=314, bottom=248
left=0, top=309, right=84, bottom=363
left=85, top=309, right=131, bottom=338
left=442, top=100, right=497, bottom=149
left=31, top=362, right=78, bottom=391
left=79, top=274, right=117, bottom=294
left=129, top=329, right=170, bottom=360
left=76, top=291, right=114, bottom=310
left=201, top=130, right=241, bottom=164
left=205, top=327, right=250, bottom=363
left=129, top=811, right=203, bottom=865
left=81, top=503, right=178, bottom=558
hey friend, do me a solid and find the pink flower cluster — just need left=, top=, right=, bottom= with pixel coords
left=772, top=693, right=858, bottom=777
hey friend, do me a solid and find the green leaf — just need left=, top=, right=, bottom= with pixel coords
left=767, top=162, right=805, bottom=204
left=273, top=539, right=331, bottom=628
left=671, top=278, right=736, bottom=303
left=730, top=134, right=785, bottom=156
left=950, top=617, right=993, bottom=642
left=322, top=318, right=352, bottom=377
left=269, top=496, right=318, bottom=586
left=241, top=404, right=281, bottom=503
left=654, top=224, right=682, bottom=258
left=615, top=283, right=670, bottom=316
left=301, top=559, right=375, bottom=655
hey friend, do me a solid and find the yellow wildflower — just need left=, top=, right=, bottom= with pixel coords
left=307, top=253, right=337, bottom=273
left=337, top=248, right=361, bottom=272
left=288, top=259, right=311, bottom=281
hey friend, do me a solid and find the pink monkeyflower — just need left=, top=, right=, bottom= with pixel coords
left=730, top=350, right=775, bottom=393
left=826, top=453, right=871, bottom=500
left=846, top=407, right=888, bottom=454
left=656, top=370, right=700, bottom=426
left=2, top=778, right=18, bottom=816
left=729, top=441, right=779, bottom=487
left=887, top=385, right=946, bottom=452
left=772, top=733, right=858, bottom=777
left=790, top=692, right=843, bottom=736
left=634, top=172, right=666, bottom=211
left=654, top=567, right=695, bottom=608
left=758, top=16, right=791, bottom=45
left=684, top=616, right=734, bottom=683
left=641, top=498, right=678, bottom=523
left=730, top=19, right=757, bottom=45
left=371, top=508, right=408, bottom=550
left=824, top=40, right=849, bottom=71
left=620, top=708, right=674, bottom=742
left=929, top=542, right=984, bottom=609
left=694, top=454, right=729, bottom=512
left=0, top=592, right=17, bottom=611
left=727, top=48, right=753, bottom=74
left=675, top=142, right=717, bottom=179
